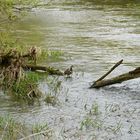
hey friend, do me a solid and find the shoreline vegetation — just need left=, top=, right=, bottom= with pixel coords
left=0, top=0, right=64, bottom=103
left=0, top=115, right=53, bottom=140
left=0, top=32, right=63, bottom=103
left=0, top=1, right=63, bottom=138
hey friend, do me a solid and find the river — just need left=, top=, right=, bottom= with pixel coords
left=0, top=0, right=140, bottom=139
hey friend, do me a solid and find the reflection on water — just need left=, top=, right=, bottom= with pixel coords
left=0, top=0, right=140, bottom=139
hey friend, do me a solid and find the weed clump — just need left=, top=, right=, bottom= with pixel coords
left=44, top=78, right=62, bottom=106
left=44, top=94, right=59, bottom=106
left=10, top=72, right=41, bottom=100
left=0, top=44, right=42, bottom=103
left=0, top=115, right=52, bottom=140
left=0, top=115, right=27, bottom=139
left=0, top=32, right=63, bottom=103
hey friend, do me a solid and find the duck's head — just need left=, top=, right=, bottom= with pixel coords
left=70, top=65, right=74, bottom=70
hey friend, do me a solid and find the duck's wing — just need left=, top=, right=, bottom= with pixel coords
left=64, top=68, right=69, bottom=75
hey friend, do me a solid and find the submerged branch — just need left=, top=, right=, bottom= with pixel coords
left=90, top=66, right=140, bottom=88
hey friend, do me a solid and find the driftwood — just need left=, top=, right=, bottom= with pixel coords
left=22, top=64, right=63, bottom=75
left=0, top=49, right=64, bottom=100
left=90, top=60, right=140, bottom=88
left=95, top=59, right=123, bottom=82
left=0, top=49, right=64, bottom=76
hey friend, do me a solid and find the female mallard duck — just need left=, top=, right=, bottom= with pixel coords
left=64, top=65, right=73, bottom=76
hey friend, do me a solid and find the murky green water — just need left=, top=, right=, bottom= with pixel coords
left=0, top=0, right=140, bottom=139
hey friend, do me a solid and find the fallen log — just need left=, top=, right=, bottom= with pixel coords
left=0, top=49, right=64, bottom=76
left=90, top=65, right=140, bottom=88
left=22, top=64, right=64, bottom=75
left=95, top=59, right=123, bottom=82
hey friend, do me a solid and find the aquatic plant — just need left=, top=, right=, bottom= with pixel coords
left=80, top=101, right=124, bottom=138
left=8, top=72, right=41, bottom=101
left=44, top=93, right=59, bottom=106
left=0, top=115, right=27, bottom=140
left=80, top=102, right=103, bottom=130
left=37, top=49, right=63, bottom=63
left=80, top=117, right=103, bottom=130
left=0, top=115, right=52, bottom=140
left=0, top=31, right=63, bottom=104
left=89, top=101, right=101, bottom=116
left=32, top=123, right=53, bottom=139
left=105, top=120, right=122, bottom=134
left=44, top=77, right=62, bottom=106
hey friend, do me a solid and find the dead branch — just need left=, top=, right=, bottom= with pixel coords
left=90, top=67, right=140, bottom=88
left=22, top=64, right=63, bottom=75
left=96, top=59, right=123, bottom=82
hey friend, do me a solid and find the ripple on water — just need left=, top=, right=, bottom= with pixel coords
left=0, top=0, right=140, bottom=139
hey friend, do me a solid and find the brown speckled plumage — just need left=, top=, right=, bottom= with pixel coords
left=64, top=65, right=73, bottom=76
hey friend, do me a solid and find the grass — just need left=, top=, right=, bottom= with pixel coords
left=0, top=115, right=27, bottom=140
left=0, top=31, right=63, bottom=104
left=44, top=77, right=62, bottom=106
left=80, top=101, right=123, bottom=137
left=80, top=117, right=103, bottom=130
left=37, top=49, right=63, bottom=63
left=104, top=102, right=121, bottom=117
left=0, top=32, right=63, bottom=63
left=80, top=102, right=103, bottom=130
left=105, top=120, right=122, bottom=134
left=44, top=94, right=58, bottom=106
left=47, top=77, right=62, bottom=94
left=0, top=115, right=52, bottom=140
left=89, top=101, right=101, bottom=116
left=32, top=123, right=49, bottom=133
left=32, top=123, right=53, bottom=139
left=3, top=72, right=42, bottom=104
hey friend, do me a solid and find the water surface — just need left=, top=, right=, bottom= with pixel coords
left=0, top=0, right=140, bottom=139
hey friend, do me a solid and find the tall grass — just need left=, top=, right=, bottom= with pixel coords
left=0, top=115, right=52, bottom=140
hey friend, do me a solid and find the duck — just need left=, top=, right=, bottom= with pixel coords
left=64, top=65, right=73, bottom=76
